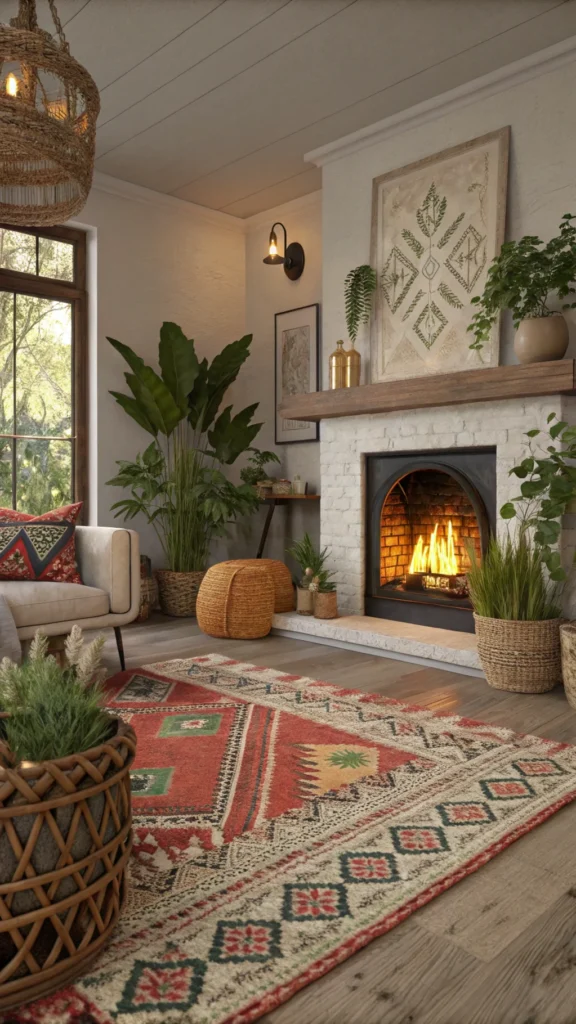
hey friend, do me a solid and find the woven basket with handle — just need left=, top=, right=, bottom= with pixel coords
left=0, top=716, right=136, bottom=1011
left=156, top=569, right=206, bottom=617
left=225, top=558, right=294, bottom=613
left=474, top=614, right=562, bottom=693
left=197, top=561, right=274, bottom=639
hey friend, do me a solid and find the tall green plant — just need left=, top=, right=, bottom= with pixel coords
left=344, top=265, right=377, bottom=343
left=467, top=535, right=560, bottom=621
left=106, top=323, right=262, bottom=572
left=468, top=213, right=576, bottom=351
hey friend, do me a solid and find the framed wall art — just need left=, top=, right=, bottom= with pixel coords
left=370, top=127, right=509, bottom=382
left=274, top=303, right=319, bottom=444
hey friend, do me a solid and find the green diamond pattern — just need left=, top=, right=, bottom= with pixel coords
left=117, top=955, right=206, bottom=1013
left=159, top=713, right=222, bottom=737
left=413, top=300, right=448, bottom=349
left=130, top=767, right=174, bottom=796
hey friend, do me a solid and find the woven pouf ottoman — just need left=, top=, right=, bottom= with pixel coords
left=197, top=561, right=275, bottom=639
left=226, top=558, right=294, bottom=613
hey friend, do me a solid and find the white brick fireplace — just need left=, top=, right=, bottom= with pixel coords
left=319, top=395, right=576, bottom=619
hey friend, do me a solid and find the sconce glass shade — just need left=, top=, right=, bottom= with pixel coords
left=262, top=221, right=305, bottom=278
left=263, top=228, right=285, bottom=265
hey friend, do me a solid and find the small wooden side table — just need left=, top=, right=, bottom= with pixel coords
left=256, top=494, right=321, bottom=558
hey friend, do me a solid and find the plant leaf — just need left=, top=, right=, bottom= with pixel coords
left=158, top=322, right=200, bottom=412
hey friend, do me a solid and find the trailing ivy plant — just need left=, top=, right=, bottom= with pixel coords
left=468, top=213, right=576, bottom=352
left=500, top=411, right=576, bottom=581
left=344, top=264, right=377, bottom=343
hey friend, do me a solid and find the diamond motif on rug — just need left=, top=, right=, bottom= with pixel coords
left=512, top=758, right=567, bottom=777
left=209, top=920, right=282, bottom=963
left=340, top=851, right=400, bottom=883
left=116, top=673, right=174, bottom=702
left=437, top=801, right=497, bottom=826
left=391, top=824, right=450, bottom=855
left=282, top=883, right=350, bottom=921
left=117, top=955, right=206, bottom=1013
left=480, top=778, right=536, bottom=801
left=158, top=712, right=222, bottom=737
left=130, top=766, right=174, bottom=796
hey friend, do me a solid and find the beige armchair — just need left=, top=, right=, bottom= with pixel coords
left=0, top=526, right=140, bottom=669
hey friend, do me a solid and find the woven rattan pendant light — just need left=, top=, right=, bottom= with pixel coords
left=0, top=0, right=99, bottom=226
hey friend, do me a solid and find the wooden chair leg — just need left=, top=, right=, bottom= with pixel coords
left=114, top=626, right=126, bottom=671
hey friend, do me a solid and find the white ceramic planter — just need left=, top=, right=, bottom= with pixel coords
left=514, top=315, right=568, bottom=364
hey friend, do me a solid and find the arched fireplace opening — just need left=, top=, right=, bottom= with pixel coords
left=366, top=449, right=496, bottom=633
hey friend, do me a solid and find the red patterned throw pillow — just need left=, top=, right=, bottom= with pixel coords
left=0, top=502, right=83, bottom=583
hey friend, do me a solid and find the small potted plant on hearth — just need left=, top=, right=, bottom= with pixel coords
left=0, top=626, right=136, bottom=1009
left=468, top=213, right=576, bottom=363
left=468, top=412, right=576, bottom=693
left=310, top=569, right=339, bottom=619
left=286, top=533, right=337, bottom=616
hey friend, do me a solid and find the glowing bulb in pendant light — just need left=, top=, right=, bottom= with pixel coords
left=268, top=236, right=278, bottom=257
left=5, top=73, right=18, bottom=97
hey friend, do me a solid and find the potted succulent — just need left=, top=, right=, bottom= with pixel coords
left=468, top=412, right=576, bottom=693
left=310, top=571, right=338, bottom=619
left=286, top=533, right=337, bottom=616
left=343, top=264, right=377, bottom=386
left=468, top=213, right=576, bottom=363
left=0, top=627, right=136, bottom=1009
left=240, top=448, right=281, bottom=498
left=107, top=323, right=262, bottom=616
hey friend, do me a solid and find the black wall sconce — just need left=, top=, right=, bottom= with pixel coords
left=263, top=221, right=305, bottom=280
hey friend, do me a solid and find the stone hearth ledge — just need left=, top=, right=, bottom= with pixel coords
left=272, top=613, right=482, bottom=676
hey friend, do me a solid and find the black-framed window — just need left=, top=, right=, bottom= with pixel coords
left=0, top=223, right=87, bottom=515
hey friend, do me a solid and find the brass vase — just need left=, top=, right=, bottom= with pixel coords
left=329, top=340, right=346, bottom=390
left=344, top=341, right=361, bottom=387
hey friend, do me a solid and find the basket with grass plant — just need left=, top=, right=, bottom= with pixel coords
left=0, top=626, right=136, bottom=1011
left=466, top=409, right=576, bottom=693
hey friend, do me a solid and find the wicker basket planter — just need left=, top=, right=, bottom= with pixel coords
left=313, top=591, right=339, bottom=619
left=137, top=575, right=159, bottom=622
left=0, top=717, right=136, bottom=1011
left=560, top=622, right=576, bottom=709
left=297, top=587, right=313, bottom=615
left=156, top=569, right=206, bottom=617
left=474, top=614, right=562, bottom=693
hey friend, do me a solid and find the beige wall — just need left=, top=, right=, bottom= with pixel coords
left=236, top=191, right=322, bottom=567
left=75, top=178, right=246, bottom=565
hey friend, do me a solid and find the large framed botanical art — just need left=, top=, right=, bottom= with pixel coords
left=275, top=303, right=319, bottom=444
left=370, top=127, right=509, bottom=383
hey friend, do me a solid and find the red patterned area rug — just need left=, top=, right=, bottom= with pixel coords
left=11, top=654, right=576, bottom=1024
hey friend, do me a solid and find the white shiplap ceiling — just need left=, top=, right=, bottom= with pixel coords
left=2, top=0, right=576, bottom=216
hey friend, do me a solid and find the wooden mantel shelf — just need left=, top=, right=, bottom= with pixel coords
left=278, top=360, right=576, bottom=422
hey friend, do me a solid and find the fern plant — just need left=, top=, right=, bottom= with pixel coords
left=344, top=265, right=377, bottom=343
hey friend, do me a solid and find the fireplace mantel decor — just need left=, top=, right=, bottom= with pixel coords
left=279, top=360, right=576, bottom=422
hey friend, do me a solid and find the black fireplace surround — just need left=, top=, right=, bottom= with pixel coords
left=365, top=448, right=496, bottom=633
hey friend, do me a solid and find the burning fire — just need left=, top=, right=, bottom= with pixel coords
left=409, top=521, right=459, bottom=576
